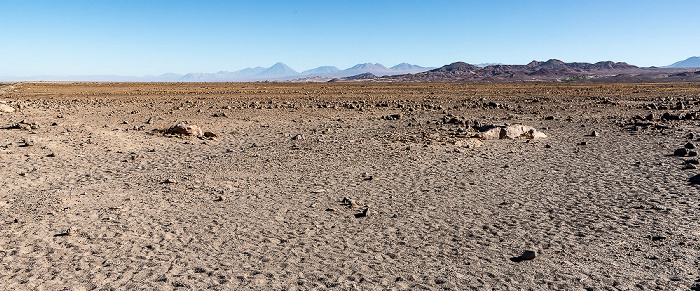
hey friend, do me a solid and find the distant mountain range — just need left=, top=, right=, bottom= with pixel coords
left=0, top=62, right=434, bottom=82
left=666, top=56, right=700, bottom=68
left=380, top=59, right=700, bottom=82
left=2, top=57, right=699, bottom=82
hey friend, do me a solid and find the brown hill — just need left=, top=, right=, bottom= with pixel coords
left=377, top=59, right=654, bottom=82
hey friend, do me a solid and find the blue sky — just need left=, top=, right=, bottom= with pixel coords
left=1, top=0, right=698, bottom=76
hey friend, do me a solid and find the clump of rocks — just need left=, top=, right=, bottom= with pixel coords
left=674, top=142, right=697, bottom=157
left=161, top=122, right=219, bottom=139
left=167, top=123, right=203, bottom=137
left=476, top=124, right=547, bottom=140
left=7, top=120, right=39, bottom=131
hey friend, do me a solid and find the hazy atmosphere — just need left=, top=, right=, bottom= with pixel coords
left=1, top=0, right=699, bottom=76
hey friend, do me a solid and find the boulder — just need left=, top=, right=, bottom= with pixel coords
left=167, top=123, right=203, bottom=137
left=477, top=124, right=547, bottom=140
left=477, top=127, right=505, bottom=140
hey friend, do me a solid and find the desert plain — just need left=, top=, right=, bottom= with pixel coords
left=0, top=81, right=699, bottom=290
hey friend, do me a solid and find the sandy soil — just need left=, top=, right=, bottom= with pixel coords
left=1, top=82, right=699, bottom=290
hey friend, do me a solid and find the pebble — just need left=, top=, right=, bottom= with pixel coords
left=685, top=159, right=699, bottom=165
left=591, top=131, right=600, bottom=137
left=21, top=138, right=34, bottom=147
left=689, top=150, right=698, bottom=157
left=685, top=142, right=696, bottom=149
left=354, top=208, right=369, bottom=218
left=520, top=250, right=537, bottom=260
left=683, top=164, right=697, bottom=170
left=163, top=178, right=177, bottom=184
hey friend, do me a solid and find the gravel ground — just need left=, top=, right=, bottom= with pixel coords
left=1, top=82, right=699, bottom=290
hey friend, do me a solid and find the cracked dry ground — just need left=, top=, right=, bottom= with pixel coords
left=0, top=82, right=699, bottom=290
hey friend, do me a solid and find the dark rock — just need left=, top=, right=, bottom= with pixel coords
left=510, top=250, right=537, bottom=262
left=674, top=148, right=689, bottom=156
left=661, top=112, right=681, bottom=120
left=354, top=208, right=369, bottom=218
left=689, top=150, right=698, bottom=157
left=683, top=164, right=696, bottom=170
left=688, top=174, right=700, bottom=184
left=685, top=159, right=699, bottom=164
left=520, top=250, right=537, bottom=260
left=685, top=142, right=696, bottom=149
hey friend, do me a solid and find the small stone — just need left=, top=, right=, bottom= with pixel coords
left=203, top=132, right=219, bottom=138
left=291, top=134, right=304, bottom=141
left=674, top=148, right=689, bottom=156
left=354, top=208, right=369, bottom=218
left=0, top=104, right=15, bottom=113
left=579, top=141, right=587, bottom=146
left=686, top=159, right=700, bottom=164
left=163, top=178, right=177, bottom=184
left=46, top=153, right=56, bottom=157
left=683, top=164, right=696, bottom=170
left=21, top=138, right=34, bottom=147
left=685, top=142, right=696, bottom=149
left=544, top=144, right=552, bottom=148
left=213, top=196, right=225, bottom=202
left=591, top=131, right=600, bottom=137
left=341, top=197, right=357, bottom=207
left=520, top=250, right=536, bottom=260
left=689, top=150, right=698, bottom=157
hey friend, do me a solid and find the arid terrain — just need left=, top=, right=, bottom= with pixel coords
left=1, top=82, right=700, bottom=290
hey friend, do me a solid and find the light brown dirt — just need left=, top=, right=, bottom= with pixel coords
left=1, top=82, right=700, bottom=290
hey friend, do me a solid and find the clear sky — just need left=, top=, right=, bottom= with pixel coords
left=1, top=0, right=698, bottom=76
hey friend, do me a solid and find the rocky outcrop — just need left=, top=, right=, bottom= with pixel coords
left=476, top=124, right=547, bottom=140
